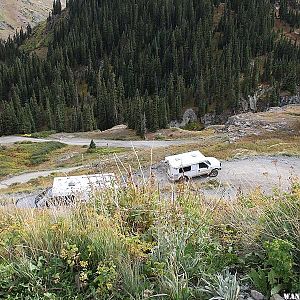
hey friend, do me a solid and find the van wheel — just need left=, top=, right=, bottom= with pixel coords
left=178, top=175, right=189, bottom=183
left=209, top=169, right=219, bottom=177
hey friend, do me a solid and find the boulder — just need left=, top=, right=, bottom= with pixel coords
left=181, top=109, right=198, bottom=127
left=251, top=290, right=264, bottom=300
left=270, top=294, right=284, bottom=300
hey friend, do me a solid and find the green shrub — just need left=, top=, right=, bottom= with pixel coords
left=29, top=142, right=65, bottom=165
left=201, top=271, right=240, bottom=300
left=29, top=131, right=57, bottom=139
left=0, top=263, right=16, bottom=295
left=94, top=260, right=118, bottom=297
left=89, top=139, right=96, bottom=150
left=262, top=182, right=300, bottom=264
left=182, top=121, right=205, bottom=131
left=250, top=239, right=299, bottom=296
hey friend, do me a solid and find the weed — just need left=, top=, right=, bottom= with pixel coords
left=201, top=271, right=240, bottom=300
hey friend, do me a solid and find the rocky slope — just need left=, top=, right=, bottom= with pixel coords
left=225, top=105, right=300, bottom=141
left=0, top=0, right=65, bottom=40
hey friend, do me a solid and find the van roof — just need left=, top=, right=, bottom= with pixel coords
left=52, top=173, right=117, bottom=197
left=165, top=151, right=206, bottom=168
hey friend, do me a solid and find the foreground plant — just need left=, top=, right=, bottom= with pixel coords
left=0, top=181, right=299, bottom=299
left=201, top=271, right=240, bottom=300
left=250, top=239, right=300, bottom=297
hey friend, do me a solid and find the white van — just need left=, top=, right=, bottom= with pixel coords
left=165, top=151, right=221, bottom=181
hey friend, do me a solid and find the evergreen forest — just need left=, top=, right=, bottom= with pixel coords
left=0, top=0, right=300, bottom=136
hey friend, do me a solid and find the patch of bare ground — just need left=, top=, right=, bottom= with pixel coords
left=213, top=3, right=225, bottom=28
left=50, top=125, right=140, bottom=141
left=147, top=127, right=217, bottom=140
left=50, top=125, right=213, bottom=141
left=274, top=18, right=300, bottom=45
left=33, top=47, right=48, bottom=58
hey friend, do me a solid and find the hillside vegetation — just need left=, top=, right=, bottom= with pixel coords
left=0, top=0, right=300, bottom=137
left=0, top=181, right=299, bottom=299
left=0, top=141, right=65, bottom=179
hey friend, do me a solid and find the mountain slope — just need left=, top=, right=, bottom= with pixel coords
left=0, top=0, right=299, bottom=138
left=0, top=0, right=65, bottom=40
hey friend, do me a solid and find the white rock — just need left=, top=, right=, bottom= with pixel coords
left=270, top=294, right=284, bottom=300
left=251, top=290, right=264, bottom=300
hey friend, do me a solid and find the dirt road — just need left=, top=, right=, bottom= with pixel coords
left=0, top=135, right=197, bottom=148
left=150, top=156, right=300, bottom=198
left=2, top=155, right=299, bottom=208
left=0, top=166, right=81, bottom=189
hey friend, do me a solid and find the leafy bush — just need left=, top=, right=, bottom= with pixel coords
left=201, top=271, right=240, bottom=300
left=182, top=121, right=205, bottom=131
left=250, top=239, right=298, bottom=296
left=0, top=263, right=16, bottom=295
left=262, top=182, right=300, bottom=264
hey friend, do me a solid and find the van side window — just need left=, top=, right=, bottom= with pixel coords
left=199, top=162, right=208, bottom=169
left=179, top=166, right=192, bottom=173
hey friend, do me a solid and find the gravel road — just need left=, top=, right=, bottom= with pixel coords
left=150, top=156, right=300, bottom=199
left=0, top=166, right=81, bottom=189
left=0, top=135, right=196, bottom=148
left=2, top=155, right=298, bottom=208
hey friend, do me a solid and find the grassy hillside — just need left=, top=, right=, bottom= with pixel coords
left=0, top=181, right=299, bottom=299
left=0, top=141, right=66, bottom=179
left=0, top=141, right=126, bottom=181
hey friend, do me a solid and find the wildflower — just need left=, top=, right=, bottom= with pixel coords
left=60, top=248, right=67, bottom=259
left=52, top=273, right=60, bottom=284
left=143, top=289, right=153, bottom=299
left=79, top=271, right=88, bottom=282
left=80, top=260, right=88, bottom=268
left=106, top=283, right=113, bottom=290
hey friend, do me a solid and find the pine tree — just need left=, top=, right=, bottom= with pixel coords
left=152, top=95, right=159, bottom=132
left=52, top=0, right=62, bottom=15
left=89, top=139, right=96, bottom=150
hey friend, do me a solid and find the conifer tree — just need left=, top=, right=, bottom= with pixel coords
left=89, top=139, right=96, bottom=150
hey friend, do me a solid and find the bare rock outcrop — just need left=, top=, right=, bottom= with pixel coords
left=225, top=104, right=300, bottom=141
left=170, top=108, right=198, bottom=128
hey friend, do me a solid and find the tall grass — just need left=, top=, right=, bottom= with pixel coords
left=0, top=178, right=299, bottom=299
